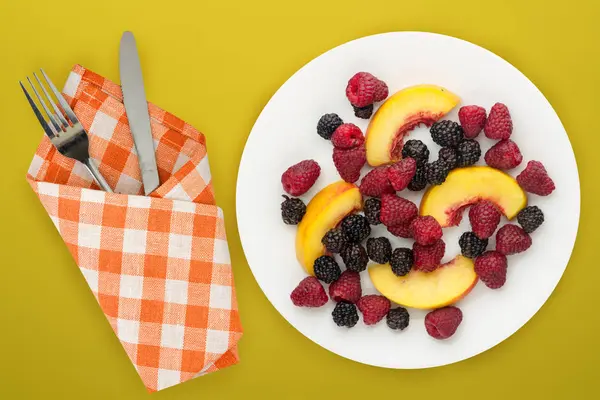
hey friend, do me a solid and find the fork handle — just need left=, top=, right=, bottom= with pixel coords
left=84, top=158, right=113, bottom=193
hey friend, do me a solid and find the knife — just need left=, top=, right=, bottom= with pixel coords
left=119, top=31, right=160, bottom=195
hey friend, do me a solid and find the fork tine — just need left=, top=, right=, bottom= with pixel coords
left=20, top=81, right=56, bottom=138
left=33, top=72, right=69, bottom=129
left=26, top=77, right=62, bottom=133
left=40, top=68, right=79, bottom=124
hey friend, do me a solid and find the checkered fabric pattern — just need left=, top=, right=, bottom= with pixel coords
left=26, top=65, right=242, bottom=392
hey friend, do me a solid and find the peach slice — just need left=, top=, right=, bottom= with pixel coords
left=420, top=166, right=527, bottom=227
left=368, top=255, right=477, bottom=309
left=296, top=181, right=362, bottom=275
left=365, top=84, right=460, bottom=166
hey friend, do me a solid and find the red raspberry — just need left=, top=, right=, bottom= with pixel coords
left=475, top=251, right=508, bottom=289
left=516, top=160, right=555, bottom=196
left=346, top=72, right=388, bottom=107
left=413, top=239, right=445, bottom=272
left=380, top=194, right=418, bottom=227
left=425, top=306, right=463, bottom=340
left=484, top=103, right=513, bottom=140
left=332, top=145, right=366, bottom=183
left=410, top=216, right=443, bottom=246
left=360, top=166, right=394, bottom=197
left=281, top=160, right=321, bottom=196
left=387, top=222, right=413, bottom=238
left=357, top=295, right=391, bottom=325
left=329, top=271, right=361, bottom=303
left=458, top=105, right=487, bottom=139
left=387, top=157, right=417, bottom=191
left=469, top=200, right=501, bottom=239
left=496, top=224, right=532, bottom=255
left=484, top=139, right=523, bottom=170
left=290, top=276, right=328, bottom=307
left=331, top=123, right=365, bottom=149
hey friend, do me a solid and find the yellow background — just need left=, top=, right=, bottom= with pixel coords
left=0, top=0, right=598, bottom=398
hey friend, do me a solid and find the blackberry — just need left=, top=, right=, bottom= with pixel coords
left=407, top=165, right=427, bottom=191
left=517, top=206, right=545, bottom=233
left=456, top=139, right=481, bottom=167
left=341, top=214, right=371, bottom=243
left=425, top=160, right=450, bottom=185
left=341, top=243, right=369, bottom=272
left=353, top=104, right=373, bottom=119
left=313, top=256, right=342, bottom=284
left=317, top=113, right=343, bottom=140
left=430, top=120, right=464, bottom=147
left=321, top=228, right=347, bottom=253
left=364, top=198, right=381, bottom=225
left=367, top=237, right=392, bottom=264
left=390, top=248, right=413, bottom=276
left=459, top=231, right=488, bottom=258
left=281, top=195, right=306, bottom=225
left=386, top=307, right=410, bottom=330
left=402, top=139, right=430, bottom=166
left=332, top=302, right=359, bottom=328
left=438, top=147, right=458, bottom=170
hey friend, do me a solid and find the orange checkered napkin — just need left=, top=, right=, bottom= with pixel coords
left=26, top=65, right=243, bottom=392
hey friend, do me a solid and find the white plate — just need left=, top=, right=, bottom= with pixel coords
left=236, top=32, right=580, bottom=368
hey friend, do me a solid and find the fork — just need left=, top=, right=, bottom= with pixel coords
left=20, top=69, right=113, bottom=192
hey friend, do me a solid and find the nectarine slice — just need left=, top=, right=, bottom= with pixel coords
left=296, top=181, right=362, bottom=275
left=368, top=256, right=477, bottom=309
left=420, top=166, right=527, bottom=227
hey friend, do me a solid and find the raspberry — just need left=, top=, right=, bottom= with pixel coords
left=459, top=231, right=488, bottom=258
left=281, top=195, right=306, bottom=225
left=484, top=139, right=523, bottom=170
left=364, top=198, right=381, bottom=225
left=332, top=302, right=359, bottom=328
left=380, top=194, right=418, bottom=227
left=321, top=228, right=348, bottom=253
left=331, top=123, right=365, bottom=149
left=345, top=72, right=387, bottom=107
left=329, top=271, right=361, bottom=303
left=517, top=206, right=544, bottom=233
left=341, top=243, right=369, bottom=272
left=438, top=147, right=458, bottom=170
left=430, top=120, right=464, bottom=147
left=341, top=214, right=371, bottom=243
left=281, top=160, right=321, bottom=196
left=413, top=239, right=445, bottom=272
left=474, top=251, right=508, bottom=289
left=425, top=160, right=450, bottom=185
left=387, top=223, right=413, bottom=239
left=496, top=224, right=532, bottom=255
left=458, top=105, right=487, bottom=138
left=386, top=307, right=410, bottom=330
left=357, top=295, right=391, bottom=325
left=367, top=237, right=392, bottom=264
left=410, top=216, right=443, bottom=246
left=290, top=276, right=328, bottom=307
left=353, top=104, right=374, bottom=119
left=469, top=200, right=501, bottom=239
left=317, top=113, right=343, bottom=140
left=484, top=103, right=513, bottom=140
left=407, top=165, right=427, bottom=191
left=333, top=145, right=366, bottom=183
left=387, top=157, right=417, bottom=191
left=390, top=247, right=413, bottom=276
left=402, top=139, right=430, bottom=166
left=517, top=161, right=555, bottom=196
left=456, top=139, right=481, bottom=167
left=425, top=306, right=463, bottom=339
left=313, top=255, right=342, bottom=284
left=360, top=166, right=394, bottom=197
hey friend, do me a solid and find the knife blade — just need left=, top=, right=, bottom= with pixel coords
left=119, top=31, right=160, bottom=195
